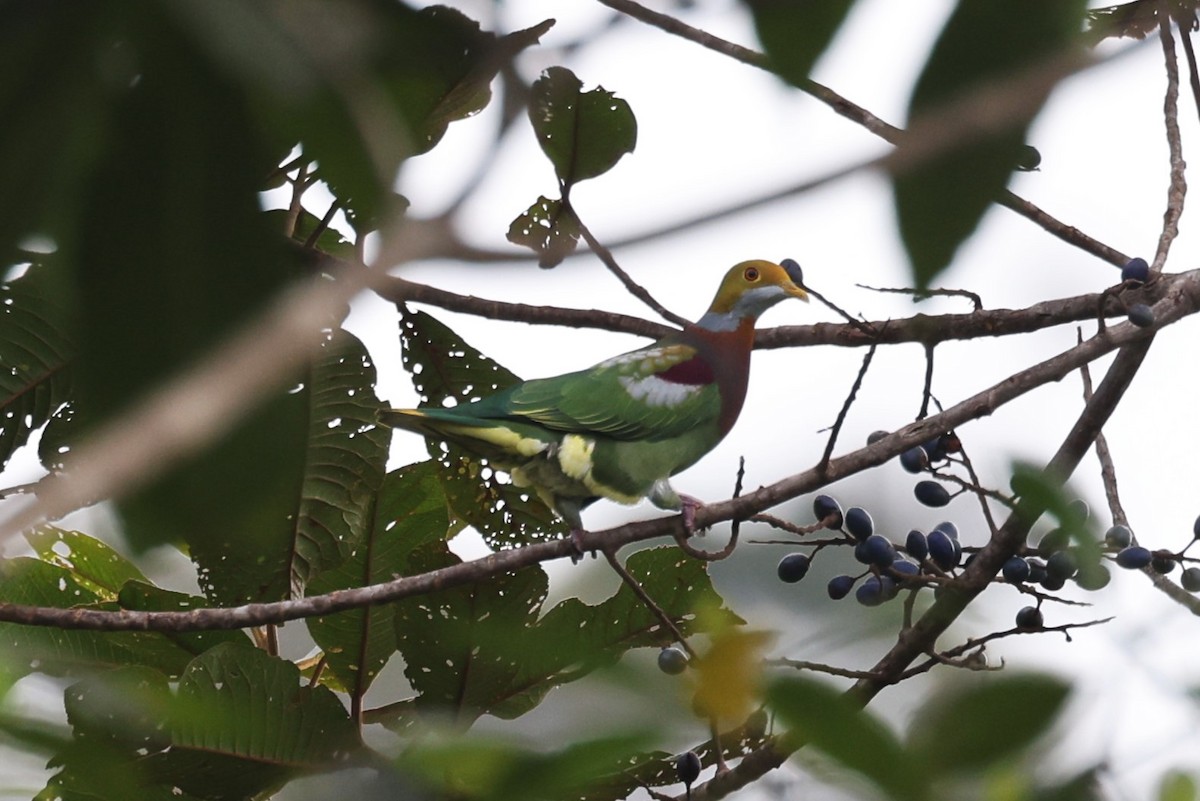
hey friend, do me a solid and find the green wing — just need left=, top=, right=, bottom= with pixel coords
left=490, top=343, right=722, bottom=442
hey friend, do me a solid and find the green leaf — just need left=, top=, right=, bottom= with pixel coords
left=893, top=0, right=1086, bottom=287
left=44, top=645, right=357, bottom=801
left=262, top=208, right=356, bottom=261
left=399, top=732, right=652, bottom=801
left=744, top=0, right=859, bottom=86
left=907, top=674, right=1070, bottom=774
left=0, top=261, right=75, bottom=471
left=0, top=555, right=248, bottom=681
left=0, top=4, right=114, bottom=263
left=24, top=526, right=148, bottom=596
left=529, top=66, right=637, bottom=188
left=1160, top=771, right=1198, bottom=801
left=398, top=305, right=568, bottom=548
left=306, top=461, right=453, bottom=697
left=389, top=545, right=737, bottom=728
left=506, top=195, right=582, bottom=268
left=497, top=547, right=743, bottom=719
left=768, top=676, right=926, bottom=801
left=183, top=329, right=388, bottom=606
left=0, top=558, right=115, bottom=678
left=116, top=581, right=252, bottom=663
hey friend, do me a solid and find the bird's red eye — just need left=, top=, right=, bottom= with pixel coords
left=743, top=266, right=760, bottom=282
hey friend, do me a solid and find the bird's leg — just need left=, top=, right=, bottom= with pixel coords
left=556, top=499, right=593, bottom=563
left=650, top=479, right=706, bottom=536
left=678, top=494, right=705, bottom=535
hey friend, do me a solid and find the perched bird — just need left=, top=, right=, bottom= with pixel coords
left=382, top=260, right=808, bottom=536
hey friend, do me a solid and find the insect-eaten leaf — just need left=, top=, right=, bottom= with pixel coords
left=530, top=66, right=636, bottom=188
left=507, top=195, right=582, bottom=268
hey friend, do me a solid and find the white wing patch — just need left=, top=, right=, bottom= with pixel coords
left=618, top=374, right=701, bottom=407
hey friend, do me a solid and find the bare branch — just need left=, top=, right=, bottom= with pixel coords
left=1156, top=12, right=1188, bottom=269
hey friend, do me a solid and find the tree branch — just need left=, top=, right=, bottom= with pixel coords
left=5, top=272, right=1199, bottom=632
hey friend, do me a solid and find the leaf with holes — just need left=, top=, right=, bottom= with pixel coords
left=182, top=329, right=389, bottom=606
left=25, top=527, right=148, bottom=596
left=306, top=461, right=453, bottom=698
left=45, top=644, right=357, bottom=800
left=507, top=195, right=582, bottom=268
left=398, top=305, right=567, bottom=547
left=0, top=261, right=74, bottom=472
left=387, top=546, right=738, bottom=728
left=530, top=66, right=637, bottom=187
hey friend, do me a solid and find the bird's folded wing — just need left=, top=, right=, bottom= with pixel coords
left=502, top=343, right=722, bottom=441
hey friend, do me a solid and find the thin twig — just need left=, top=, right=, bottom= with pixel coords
left=602, top=548, right=697, bottom=657
left=573, top=208, right=690, bottom=328
left=857, top=284, right=983, bottom=311
left=819, top=341, right=879, bottom=472
left=1156, top=11, right=1187, bottom=270
left=918, top=345, right=935, bottom=420
left=302, top=200, right=341, bottom=250
left=767, top=658, right=879, bottom=681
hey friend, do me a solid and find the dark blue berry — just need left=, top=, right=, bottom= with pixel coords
left=1039, top=573, right=1066, bottom=591
left=777, top=553, right=811, bottom=583
left=889, top=559, right=921, bottom=579
left=905, top=530, right=929, bottom=561
left=900, top=446, right=929, bottom=474
left=1121, top=257, right=1149, bottom=284
left=813, top=495, right=843, bottom=529
left=676, top=751, right=702, bottom=786
left=933, top=521, right=959, bottom=540
left=861, top=535, right=897, bottom=568
left=1015, top=144, right=1042, bottom=171
left=1128, top=304, right=1155, bottom=328
left=1105, top=524, right=1133, bottom=549
left=1068, top=499, right=1090, bottom=522
left=921, top=436, right=947, bottom=463
left=915, top=481, right=951, bottom=508
left=1039, top=528, right=1069, bottom=554
left=1002, top=556, right=1031, bottom=583
left=845, top=507, right=874, bottom=541
left=927, top=529, right=958, bottom=571
left=1152, top=551, right=1176, bottom=575
left=867, top=430, right=889, bottom=445
left=780, top=258, right=804, bottom=286
left=827, top=574, right=856, bottom=600
left=1026, top=558, right=1048, bottom=584
left=1116, top=546, right=1153, bottom=569
left=855, top=575, right=897, bottom=607
left=1182, top=567, right=1200, bottom=593
left=1046, top=550, right=1078, bottom=580
left=658, top=647, right=689, bottom=675
left=1075, top=563, right=1111, bottom=591
left=1015, top=606, right=1043, bottom=630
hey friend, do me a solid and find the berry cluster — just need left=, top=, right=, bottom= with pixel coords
left=878, top=430, right=962, bottom=509
left=775, top=494, right=965, bottom=608
left=1106, top=515, right=1200, bottom=593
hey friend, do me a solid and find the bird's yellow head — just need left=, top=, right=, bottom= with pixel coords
left=704, top=259, right=809, bottom=323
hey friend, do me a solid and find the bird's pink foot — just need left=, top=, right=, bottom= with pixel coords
left=679, top=494, right=705, bottom=535
left=569, top=528, right=592, bottom=563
